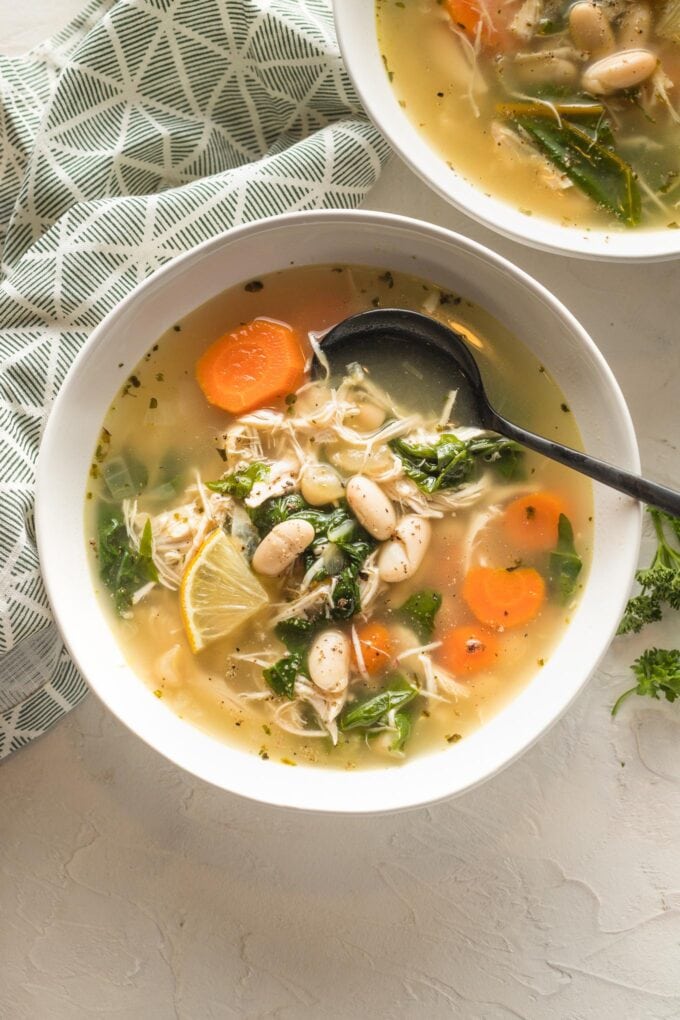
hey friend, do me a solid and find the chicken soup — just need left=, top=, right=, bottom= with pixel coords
left=377, top=0, right=680, bottom=229
left=86, top=265, right=592, bottom=769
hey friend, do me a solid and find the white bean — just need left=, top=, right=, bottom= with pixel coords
left=351, top=401, right=386, bottom=433
left=568, top=2, right=615, bottom=57
left=581, top=48, right=657, bottom=95
left=308, top=629, right=350, bottom=693
left=515, top=55, right=579, bottom=86
left=328, top=445, right=394, bottom=477
left=300, top=464, right=344, bottom=506
left=251, top=519, right=314, bottom=576
left=617, top=3, right=651, bottom=50
left=346, top=475, right=397, bottom=541
left=378, top=515, right=431, bottom=583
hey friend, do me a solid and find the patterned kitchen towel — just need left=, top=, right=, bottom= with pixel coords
left=0, top=0, right=389, bottom=758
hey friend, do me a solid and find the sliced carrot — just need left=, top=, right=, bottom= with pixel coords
left=503, top=492, right=568, bottom=552
left=438, top=625, right=500, bottom=675
left=353, top=622, right=392, bottom=676
left=196, top=318, right=306, bottom=415
left=462, top=566, right=545, bottom=629
left=444, top=0, right=508, bottom=50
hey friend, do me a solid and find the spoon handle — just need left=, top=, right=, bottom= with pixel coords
left=492, top=414, right=680, bottom=517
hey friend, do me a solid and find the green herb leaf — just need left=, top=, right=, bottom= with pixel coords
left=263, top=654, right=301, bottom=699
left=330, top=567, right=362, bottom=620
left=612, top=648, right=680, bottom=716
left=396, top=589, right=442, bottom=642
left=549, top=514, right=582, bottom=602
left=618, top=508, right=680, bottom=634
left=249, top=492, right=308, bottom=535
left=207, top=461, right=270, bottom=499
left=274, top=617, right=318, bottom=657
left=340, top=675, right=418, bottom=731
left=390, top=433, right=524, bottom=493
left=390, top=710, right=412, bottom=752
left=509, top=115, right=640, bottom=226
left=98, top=510, right=157, bottom=615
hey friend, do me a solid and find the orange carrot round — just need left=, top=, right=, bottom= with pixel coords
left=462, top=566, right=545, bottom=629
left=503, top=492, right=568, bottom=552
left=438, top=625, right=500, bottom=675
left=353, top=622, right=392, bottom=676
left=196, top=318, right=306, bottom=415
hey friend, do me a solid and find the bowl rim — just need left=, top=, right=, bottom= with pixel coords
left=35, top=209, right=642, bottom=814
left=335, top=1, right=680, bottom=263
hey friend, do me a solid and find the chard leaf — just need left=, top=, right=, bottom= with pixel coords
left=511, top=115, right=640, bottom=225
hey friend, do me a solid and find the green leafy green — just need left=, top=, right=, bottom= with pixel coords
left=390, top=433, right=524, bottom=494
left=249, top=493, right=308, bottom=535
left=263, top=655, right=301, bottom=699
left=263, top=618, right=323, bottom=699
left=396, top=589, right=442, bottom=642
left=250, top=495, right=376, bottom=621
left=98, top=510, right=158, bottom=615
left=330, top=567, right=362, bottom=621
left=389, top=711, right=412, bottom=752
left=618, top=509, right=680, bottom=634
left=549, top=514, right=582, bottom=603
left=612, top=648, right=680, bottom=716
left=274, top=617, right=319, bottom=656
left=340, top=675, right=418, bottom=731
left=509, top=115, right=640, bottom=226
left=207, top=461, right=269, bottom=499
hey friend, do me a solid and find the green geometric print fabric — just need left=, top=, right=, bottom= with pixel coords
left=0, top=0, right=389, bottom=758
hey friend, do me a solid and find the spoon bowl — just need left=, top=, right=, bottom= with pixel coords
left=318, top=308, right=680, bottom=517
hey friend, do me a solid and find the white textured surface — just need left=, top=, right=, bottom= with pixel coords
left=2, top=4, right=680, bottom=1017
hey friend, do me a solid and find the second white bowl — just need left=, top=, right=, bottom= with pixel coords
left=335, top=1, right=680, bottom=262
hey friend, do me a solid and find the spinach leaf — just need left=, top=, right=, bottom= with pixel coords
left=390, top=711, right=412, bottom=752
left=274, top=617, right=319, bottom=656
left=396, top=589, right=442, bottom=642
left=207, top=461, right=269, bottom=499
left=549, top=514, right=582, bottom=602
left=330, top=567, right=362, bottom=621
left=264, top=618, right=323, bottom=698
left=249, top=492, right=308, bottom=535
left=263, top=654, right=301, bottom=699
left=340, top=675, right=418, bottom=731
left=510, top=115, right=640, bottom=226
left=390, top=433, right=524, bottom=493
left=252, top=495, right=376, bottom=621
left=98, top=510, right=158, bottom=615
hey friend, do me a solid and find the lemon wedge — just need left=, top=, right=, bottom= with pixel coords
left=180, top=529, right=268, bottom=653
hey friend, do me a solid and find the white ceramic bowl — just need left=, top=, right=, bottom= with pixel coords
left=335, top=2, right=680, bottom=262
left=36, top=211, right=641, bottom=813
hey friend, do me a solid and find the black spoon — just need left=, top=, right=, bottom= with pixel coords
left=315, top=308, right=680, bottom=517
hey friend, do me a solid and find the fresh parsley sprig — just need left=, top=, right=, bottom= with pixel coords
left=618, top=508, right=680, bottom=635
left=612, top=648, right=680, bottom=717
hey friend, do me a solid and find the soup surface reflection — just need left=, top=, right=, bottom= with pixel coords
left=86, top=265, right=592, bottom=769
